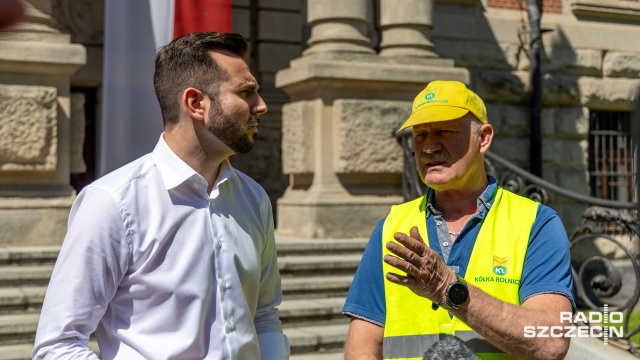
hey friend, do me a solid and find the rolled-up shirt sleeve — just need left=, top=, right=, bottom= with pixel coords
left=255, top=199, right=290, bottom=360
left=33, top=186, right=130, bottom=359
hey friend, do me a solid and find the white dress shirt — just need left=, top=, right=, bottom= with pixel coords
left=33, top=136, right=289, bottom=360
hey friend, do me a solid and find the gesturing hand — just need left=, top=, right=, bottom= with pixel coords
left=384, top=226, right=457, bottom=305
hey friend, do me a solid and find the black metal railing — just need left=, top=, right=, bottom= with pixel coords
left=395, top=130, right=640, bottom=355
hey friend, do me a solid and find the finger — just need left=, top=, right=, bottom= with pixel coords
left=386, top=242, right=423, bottom=267
left=410, top=226, right=426, bottom=245
left=393, top=229, right=427, bottom=255
left=384, top=254, right=418, bottom=278
left=385, top=271, right=415, bottom=286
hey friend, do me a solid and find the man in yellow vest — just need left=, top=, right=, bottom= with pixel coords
left=342, top=80, right=574, bottom=359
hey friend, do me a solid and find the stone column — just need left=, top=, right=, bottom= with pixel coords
left=275, top=1, right=468, bottom=238
left=378, top=0, right=437, bottom=58
left=304, top=0, right=374, bottom=55
left=0, top=0, right=86, bottom=246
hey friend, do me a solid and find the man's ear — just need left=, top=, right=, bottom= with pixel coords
left=183, top=88, right=206, bottom=122
left=479, top=124, right=494, bottom=154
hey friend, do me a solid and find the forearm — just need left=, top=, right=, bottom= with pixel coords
left=344, top=318, right=383, bottom=360
left=451, top=286, right=571, bottom=360
left=33, top=339, right=100, bottom=360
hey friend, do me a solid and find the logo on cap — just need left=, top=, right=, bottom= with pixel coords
left=424, top=86, right=437, bottom=100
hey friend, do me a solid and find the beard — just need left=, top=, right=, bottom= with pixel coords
left=207, top=98, right=259, bottom=154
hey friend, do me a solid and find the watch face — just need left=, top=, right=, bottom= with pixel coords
left=448, top=282, right=468, bottom=306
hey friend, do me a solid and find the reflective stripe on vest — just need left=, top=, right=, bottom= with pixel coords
left=381, top=187, right=539, bottom=360
left=383, top=331, right=504, bottom=358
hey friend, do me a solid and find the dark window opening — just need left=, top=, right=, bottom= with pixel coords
left=588, top=110, right=637, bottom=203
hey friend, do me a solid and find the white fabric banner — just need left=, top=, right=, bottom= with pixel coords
left=100, top=0, right=175, bottom=176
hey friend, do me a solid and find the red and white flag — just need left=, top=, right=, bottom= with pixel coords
left=100, top=0, right=231, bottom=176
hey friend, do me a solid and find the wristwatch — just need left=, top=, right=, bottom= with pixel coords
left=432, top=276, right=469, bottom=311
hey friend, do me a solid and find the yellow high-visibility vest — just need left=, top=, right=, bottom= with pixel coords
left=382, top=187, right=539, bottom=360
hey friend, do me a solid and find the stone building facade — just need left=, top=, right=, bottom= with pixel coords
left=0, top=0, right=638, bottom=245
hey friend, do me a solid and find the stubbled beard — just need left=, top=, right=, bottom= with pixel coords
left=207, top=99, right=259, bottom=154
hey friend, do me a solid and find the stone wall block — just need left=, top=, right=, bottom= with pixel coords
left=259, top=10, right=302, bottom=42
left=475, top=70, right=527, bottom=104
left=334, top=100, right=409, bottom=174
left=545, top=48, right=602, bottom=76
left=542, top=73, right=579, bottom=106
left=258, top=43, right=303, bottom=73
left=555, top=106, right=589, bottom=139
left=490, top=137, right=528, bottom=168
left=541, top=107, right=555, bottom=138
left=578, top=77, right=640, bottom=111
left=0, top=84, right=57, bottom=171
left=434, top=40, right=520, bottom=70
left=282, top=101, right=314, bottom=174
left=543, top=139, right=588, bottom=170
left=486, top=103, right=528, bottom=137
left=556, top=170, right=590, bottom=198
left=603, top=51, right=640, bottom=78
left=231, top=7, right=250, bottom=37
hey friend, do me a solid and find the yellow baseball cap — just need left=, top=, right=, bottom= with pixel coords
left=398, top=80, right=488, bottom=131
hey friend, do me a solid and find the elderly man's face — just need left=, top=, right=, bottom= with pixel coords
left=412, top=114, right=489, bottom=192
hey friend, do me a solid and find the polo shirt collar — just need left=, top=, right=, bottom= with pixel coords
left=425, top=176, right=498, bottom=217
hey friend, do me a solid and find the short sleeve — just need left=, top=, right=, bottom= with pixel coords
left=519, top=205, right=576, bottom=309
left=342, top=219, right=386, bottom=327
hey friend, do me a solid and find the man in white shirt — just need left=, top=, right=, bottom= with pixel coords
left=33, top=32, right=290, bottom=360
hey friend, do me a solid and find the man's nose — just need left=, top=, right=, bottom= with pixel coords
left=420, top=135, right=442, bottom=154
left=253, top=94, right=268, bottom=116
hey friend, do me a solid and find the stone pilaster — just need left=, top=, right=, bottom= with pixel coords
left=275, top=1, right=468, bottom=238
left=378, top=0, right=437, bottom=58
left=0, top=0, right=86, bottom=246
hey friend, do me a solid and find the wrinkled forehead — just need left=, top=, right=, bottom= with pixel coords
left=411, top=116, right=468, bottom=132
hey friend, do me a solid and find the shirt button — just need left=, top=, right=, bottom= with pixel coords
left=220, top=282, right=227, bottom=293
left=443, top=242, right=450, bottom=247
left=216, top=240, right=222, bottom=250
left=226, top=323, right=234, bottom=333
left=436, top=221, right=443, bottom=226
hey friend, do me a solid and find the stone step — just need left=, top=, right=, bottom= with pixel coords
left=0, top=237, right=367, bottom=268
left=285, top=323, right=348, bottom=354
left=0, top=313, right=38, bottom=345
left=0, top=247, right=59, bottom=266
left=0, top=287, right=45, bottom=313
left=278, top=254, right=362, bottom=275
left=276, top=236, right=368, bottom=256
left=0, top=313, right=349, bottom=356
left=0, top=265, right=53, bottom=287
left=281, top=274, right=353, bottom=298
left=280, top=296, right=347, bottom=326
left=0, top=275, right=354, bottom=314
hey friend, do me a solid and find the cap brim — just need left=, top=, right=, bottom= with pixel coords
left=398, top=106, right=470, bottom=132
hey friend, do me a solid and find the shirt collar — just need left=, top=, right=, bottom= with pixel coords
left=152, top=134, right=236, bottom=197
left=425, top=176, right=498, bottom=216
left=152, top=134, right=200, bottom=190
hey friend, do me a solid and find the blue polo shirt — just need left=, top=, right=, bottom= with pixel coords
left=342, top=177, right=575, bottom=326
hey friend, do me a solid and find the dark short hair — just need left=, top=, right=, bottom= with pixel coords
left=153, top=32, right=249, bottom=127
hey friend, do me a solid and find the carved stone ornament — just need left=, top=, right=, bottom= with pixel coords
left=0, top=85, right=57, bottom=171
left=53, top=0, right=104, bottom=45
